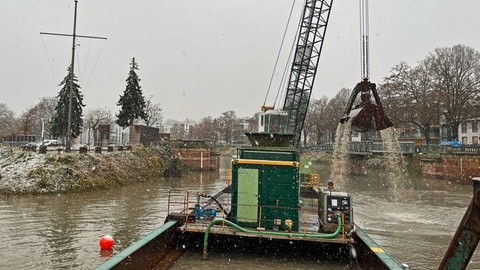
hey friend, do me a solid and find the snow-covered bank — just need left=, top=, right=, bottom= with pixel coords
left=0, top=145, right=181, bottom=194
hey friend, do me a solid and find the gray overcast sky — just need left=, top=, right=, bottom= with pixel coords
left=1, top=0, right=480, bottom=121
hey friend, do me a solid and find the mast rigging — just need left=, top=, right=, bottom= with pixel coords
left=40, top=0, right=107, bottom=151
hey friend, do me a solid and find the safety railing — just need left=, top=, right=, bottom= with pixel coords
left=310, top=141, right=417, bottom=155
left=167, top=188, right=190, bottom=224
left=305, top=173, right=321, bottom=189
left=417, top=144, right=480, bottom=154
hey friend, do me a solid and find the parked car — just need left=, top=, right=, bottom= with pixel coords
left=40, top=140, right=63, bottom=147
left=24, top=142, right=38, bottom=147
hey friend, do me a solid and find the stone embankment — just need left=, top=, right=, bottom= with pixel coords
left=421, top=153, right=480, bottom=182
left=0, top=145, right=182, bottom=194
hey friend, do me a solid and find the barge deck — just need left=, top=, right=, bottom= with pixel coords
left=176, top=186, right=352, bottom=246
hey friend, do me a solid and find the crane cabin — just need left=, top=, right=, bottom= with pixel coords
left=258, top=107, right=288, bottom=133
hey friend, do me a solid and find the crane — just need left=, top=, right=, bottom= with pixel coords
left=339, top=0, right=393, bottom=132
left=282, top=0, right=333, bottom=147
left=254, top=0, right=333, bottom=148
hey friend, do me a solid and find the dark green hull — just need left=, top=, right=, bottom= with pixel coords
left=95, top=186, right=406, bottom=270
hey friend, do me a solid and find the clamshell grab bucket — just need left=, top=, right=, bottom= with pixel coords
left=348, top=103, right=393, bottom=132
left=340, top=79, right=393, bottom=132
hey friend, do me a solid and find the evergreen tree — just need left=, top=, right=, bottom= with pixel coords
left=51, top=66, right=85, bottom=139
left=116, top=57, right=147, bottom=127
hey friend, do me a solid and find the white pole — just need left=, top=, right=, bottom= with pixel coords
left=41, top=119, right=45, bottom=143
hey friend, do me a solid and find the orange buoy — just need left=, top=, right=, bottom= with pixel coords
left=99, top=235, right=114, bottom=250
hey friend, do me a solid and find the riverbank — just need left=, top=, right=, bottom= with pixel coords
left=0, top=144, right=183, bottom=194
left=0, top=145, right=427, bottom=195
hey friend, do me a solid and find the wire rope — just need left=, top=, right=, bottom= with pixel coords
left=40, top=35, right=58, bottom=85
left=359, top=0, right=370, bottom=80
left=84, top=39, right=107, bottom=91
left=75, top=43, right=82, bottom=84
left=275, top=11, right=302, bottom=109
left=73, top=38, right=107, bottom=92
left=262, top=0, right=298, bottom=109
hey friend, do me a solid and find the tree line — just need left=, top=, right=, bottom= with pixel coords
left=1, top=44, right=480, bottom=146
left=304, top=44, right=480, bottom=145
left=0, top=57, right=160, bottom=146
left=152, top=44, right=480, bottom=146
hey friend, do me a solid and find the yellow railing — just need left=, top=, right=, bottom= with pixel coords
left=225, top=169, right=232, bottom=185
left=305, top=173, right=320, bottom=189
left=233, top=159, right=300, bottom=168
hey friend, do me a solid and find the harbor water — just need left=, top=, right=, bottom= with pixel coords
left=1, top=156, right=479, bottom=269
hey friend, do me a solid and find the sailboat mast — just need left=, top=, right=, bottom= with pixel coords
left=66, top=0, right=78, bottom=152
left=40, top=0, right=106, bottom=152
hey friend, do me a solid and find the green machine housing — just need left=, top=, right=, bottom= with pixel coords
left=231, top=147, right=300, bottom=231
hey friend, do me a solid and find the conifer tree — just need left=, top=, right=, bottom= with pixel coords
left=116, top=57, right=147, bottom=127
left=51, top=66, right=85, bottom=140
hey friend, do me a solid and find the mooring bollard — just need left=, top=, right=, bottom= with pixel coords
left=79, top=146, right=88, bottom=154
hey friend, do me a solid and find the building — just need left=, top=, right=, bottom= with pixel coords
left=161, top=119, right=196, bottom=139
left=232, top=117, right=253, bottom=145
left=459, top=118, right=480, bottom=145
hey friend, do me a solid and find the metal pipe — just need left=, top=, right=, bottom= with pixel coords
left=203, top=216, right=343, bottom=259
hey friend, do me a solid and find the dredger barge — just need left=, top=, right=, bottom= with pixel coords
left=96, top=0, right=480, bottom=267
left=93, top=143, right=480, bottom=270
left=95, top=133, right=410, bottom=270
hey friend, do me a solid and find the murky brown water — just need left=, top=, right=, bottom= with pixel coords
left=1, top=157, right=479, bottom=269
left=344, top=171, right=480, bottom=269
left=0, top=169, right=227, bottom=270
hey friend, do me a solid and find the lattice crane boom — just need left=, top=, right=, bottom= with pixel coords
left=282, top=0, right=333, bottom=147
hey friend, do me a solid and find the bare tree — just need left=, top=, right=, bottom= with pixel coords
left=217, top=111, right=236, bottom=144
left=17, top=107, right=36, bottom=138
left=84, top=108, right=113, bottom=146
left=144, top=96, right=163, bottom=128
left=323, top=88, right=350, bottom=142
left=380, top=62, right=441, bottom=143
left=191, top=116, right=219, bottom=141
left=379, top=62, right=411, bottom=124
left=304, top=96, right=329, bottom=145
left=33, top=97, right=57, bottom=140
left=13, top=97, right=57, bottom=142
left=426, top=44, right=480, bottom=140
left=0, top=103, right=16, bottom=139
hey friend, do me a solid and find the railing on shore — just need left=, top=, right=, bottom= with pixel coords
left=308, top=142, right=480, bottom=155
left=17, top=145, right=133, bottom=154
left=308, top=142, right=416, bottom=155
left=417, top=144, right=480, bottom=154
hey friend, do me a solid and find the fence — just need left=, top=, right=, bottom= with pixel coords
left=311, top=142, right=480, bottom=155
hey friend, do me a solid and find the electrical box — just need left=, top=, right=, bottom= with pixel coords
left=318, top=189, right=353, bottom=233
left=231, top=147, right=300, bottom=231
